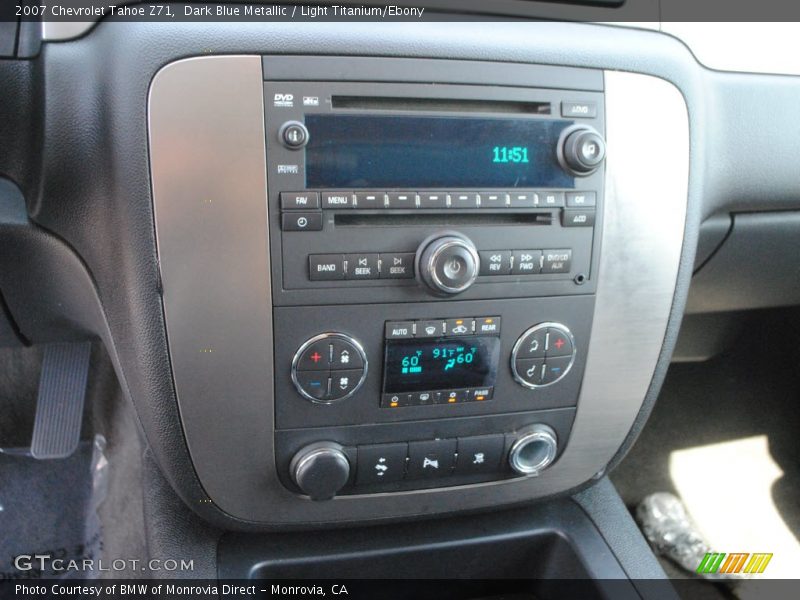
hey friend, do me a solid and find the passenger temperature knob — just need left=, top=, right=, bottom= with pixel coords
left=290, top=442, right=350, bottom=501
left=416, top=232, right=480, bottom=296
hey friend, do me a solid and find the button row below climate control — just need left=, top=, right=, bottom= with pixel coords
left=381, top=387, right=493, bottom=408
left=355, top=435, right=506, bottom=486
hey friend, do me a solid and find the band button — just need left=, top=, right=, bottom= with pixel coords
left=308, top=254, right=345, bottom=281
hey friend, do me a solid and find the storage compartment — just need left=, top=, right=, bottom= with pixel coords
left=219, top=498, right=644, bottom=600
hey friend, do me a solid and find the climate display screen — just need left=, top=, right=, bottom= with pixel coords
left=383, top=336, right=500, bottom=394
left=305, top=114, right=574, bottom=188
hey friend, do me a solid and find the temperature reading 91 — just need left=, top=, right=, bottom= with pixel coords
left=433, top=345, right=477, bottom=371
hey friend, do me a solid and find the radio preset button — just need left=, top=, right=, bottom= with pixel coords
left=565, top=191, right=596, bottom=208
left=385, top=321, right=415, bottom=339
left=542, top=249, right=572, bottom=273
left=449, top=192, right=480, bottom=208
left=479, top=251, right=512, bottom=276
left=480, top=192, right=509, bottom=208
left=509, top=191, right=537, bottom=208
left=386, top=192, right=417, bottom=209
left=282, top=212, right=322, bottom=231
left=345, top=253, right=380, bottom=279
left=562, top=209, right=596, bottom=227
left=321, top=192, right=355, bottom=209
left=379, top=253, right=415, bottom=279
left=354, top=191, right=386, bottom=209
left=512, top=250, right=543, bottom=275
left=281, top=192, right=320, bottom=210
left=308, top=254, right=345, bottom=281
left=419, top=192, right=448, bottom=209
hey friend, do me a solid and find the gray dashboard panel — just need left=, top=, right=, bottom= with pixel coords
left=149, top=57, right=688, bottom=525
left=25, top=19, right=726, bottom=530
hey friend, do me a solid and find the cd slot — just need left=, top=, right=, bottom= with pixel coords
left=334, top=213, right=552, bottom=228
left=331, top=96, right=551, bottom=115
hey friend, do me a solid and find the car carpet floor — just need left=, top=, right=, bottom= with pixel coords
left=0, top=441, right=97, bottom=580
left=611, top=312, right=800, bottom=592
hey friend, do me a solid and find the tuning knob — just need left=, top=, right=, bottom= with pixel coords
left=290, top=442, right=350, bottom=501
left=416, top=232, right=480, bottom=296
left=559, top=126, right=606, bottom=176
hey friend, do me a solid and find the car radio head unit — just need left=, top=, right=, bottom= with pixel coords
left=263, top=78, right=605, bottom=500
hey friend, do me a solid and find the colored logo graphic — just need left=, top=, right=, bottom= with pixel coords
left=696, top=552, right=773, bottom=575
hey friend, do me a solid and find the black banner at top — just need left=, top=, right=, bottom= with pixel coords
left=4, top=0, right=800, bottom=23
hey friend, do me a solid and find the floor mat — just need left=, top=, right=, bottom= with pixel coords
left=0, top=441, right=97, bottom=580
left=612, top=313, right=800, bottom=584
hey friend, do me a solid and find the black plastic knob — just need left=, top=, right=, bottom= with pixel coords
left=290, top=442, right=350, bottom=501
left=416, top=232, right=480, bottom=296
left=560, top=127, right=606, bottom=175
left=279, top=120, right=309, bottom=150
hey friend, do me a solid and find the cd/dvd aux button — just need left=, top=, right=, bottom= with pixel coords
left=542, top=249, right=572, bottom=273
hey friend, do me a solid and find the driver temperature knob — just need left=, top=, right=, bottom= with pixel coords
left=416, top=232, right=480, bottom=296
left=290, top=442, right=350, bottom=501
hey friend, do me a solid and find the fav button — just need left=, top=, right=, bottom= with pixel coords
left=356, top=443, right=408, bottom=485
left=281, top=192, right=320, bottom=210
left=406, top=439, right=457, bottom=479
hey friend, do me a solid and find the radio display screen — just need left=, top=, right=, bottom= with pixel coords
left=305, top=114, right=575, bottom=189
left=383, top=336, right=500, bottom=394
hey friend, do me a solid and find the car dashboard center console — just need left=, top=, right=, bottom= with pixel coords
left=148, top=55, right=689, bottom=527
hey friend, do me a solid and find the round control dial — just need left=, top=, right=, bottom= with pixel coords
left=290, top=442, right=350, bottom=501
left=416, top=232, right=480, bottom=296
left=292, top=333, right=368, bottom=403
left=558, top=125, right=606, bottom=176
left=279, top=120, right=309, bottom=150
left=511, top=323, right=576, bottom=389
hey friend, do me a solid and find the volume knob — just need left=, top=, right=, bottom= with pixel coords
left=416, top=232, right=480, bottom=296
left=559, top=126, right=606, bottom=176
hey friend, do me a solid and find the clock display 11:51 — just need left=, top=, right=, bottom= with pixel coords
left=492, top=146, right=530, bottom=164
